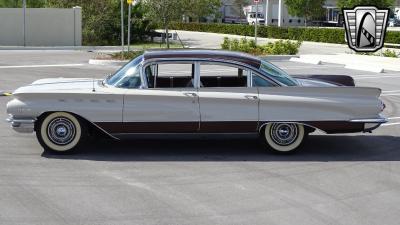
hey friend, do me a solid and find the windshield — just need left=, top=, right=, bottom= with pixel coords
left=260, top=61, right=298, bottom=86
left=105, top=55, right=143, bottom=88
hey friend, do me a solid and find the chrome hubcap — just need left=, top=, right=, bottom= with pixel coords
left=270, top=123, right=298, bottom=146
left=47, top=117, right=76, bottom=145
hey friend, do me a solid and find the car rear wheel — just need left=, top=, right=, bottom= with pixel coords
left=36, top=112, right=86, bottom=154
left=263, top=123, right=305, bottom=153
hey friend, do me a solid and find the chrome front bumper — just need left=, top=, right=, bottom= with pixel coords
left=6, top=115, right=36, bottom=133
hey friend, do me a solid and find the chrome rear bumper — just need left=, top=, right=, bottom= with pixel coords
left=6, top=115, right=36, bottom=133
left=350, top=116, right=388, bottom=132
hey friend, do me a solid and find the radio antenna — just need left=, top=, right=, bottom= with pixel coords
left=92, top=77, right=96, bottom=92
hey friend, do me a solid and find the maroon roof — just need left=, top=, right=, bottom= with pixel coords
left=143, top=50, right=261, bottom=68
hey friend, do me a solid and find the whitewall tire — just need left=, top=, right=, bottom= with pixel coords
left=36, top=112, right=85, bottom=153
left=263, top=123, right=305, bottom=153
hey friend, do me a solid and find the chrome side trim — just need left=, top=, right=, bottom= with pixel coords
left=258, top=122, right=326, bottom=134
left=349, top=117, right=388, bottom=123
left=70, top=114, right=120, bottom=140
left=87, top=120, right=120, bottom=140
left=6, top=115, right=36, bottom=133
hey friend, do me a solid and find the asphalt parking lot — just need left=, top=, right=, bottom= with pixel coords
left=1, top=50, right=400, bottom=225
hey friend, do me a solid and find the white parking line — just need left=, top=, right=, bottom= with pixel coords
left=381, top=93, right=400, bottom=96
left=280, top=65, right=342, bottom=69
left=388, top=117, right=400, bottom=120
left=381, top=90, right=400, bottom=96
left=383, top=90, right=400, bottom=93
left=354, top=75, right=400, bottom=79
left=353, top=73, right=400, bottom=77
left=0, top=64, right=85, bottom=69
left=382, top=122, right=400, bottom=127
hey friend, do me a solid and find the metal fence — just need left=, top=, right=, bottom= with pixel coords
left=0, top=7, right=81, bottom=46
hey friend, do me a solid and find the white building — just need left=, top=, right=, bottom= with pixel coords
left=221, top=0, right=304, bottom=26
left=221, top=0, right=400, bottom=27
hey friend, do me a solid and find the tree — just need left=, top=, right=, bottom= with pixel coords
left=184, top=0, right=221, bottom=22
left=337, top=0, right=395, bottom=9
left=285, top=0, right=325, bottom=26
left=130, top=2, right=154, bottom=42
left=0, top=0, right=47, bottom=7
left=143, top=0, right=185, bottom=48
left=234, top=0, right=250, bottom=21
left=45, top=0, right=122, bottom=45
left=45, top=0, right=153, bottom=45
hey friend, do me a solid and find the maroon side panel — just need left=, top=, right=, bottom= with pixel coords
left=95, top=121, right=365, bottom=134
left=303, top=121, right=364, bottom=134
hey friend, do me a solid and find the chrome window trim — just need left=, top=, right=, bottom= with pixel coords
left=194, top=61, right=200, bottom=88
left=141, top=59, right=198, bottom=89
left=141, top=57, right=282, bottom=88
left=198, top=61, right=251, bottom=88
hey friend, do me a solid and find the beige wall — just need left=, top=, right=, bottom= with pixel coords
left=0, top=8, right=81, bottom=46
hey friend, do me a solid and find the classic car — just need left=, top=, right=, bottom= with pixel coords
left=6, top=50, right=387, bottom=154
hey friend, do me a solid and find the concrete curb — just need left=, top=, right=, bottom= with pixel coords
left=345, top=64, right=384, bottom=73
left=262, top=55, right=298, bottom=61
left=88, top=59, right=129, bottom=66
left=290, top=54, right=400, bottom=73
left=290, top=57, right=321, bottom=65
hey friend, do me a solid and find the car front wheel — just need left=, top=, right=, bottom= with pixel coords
left=263, top=123, right=305, bottom=153
left=36, top=112, right=86, bottom=154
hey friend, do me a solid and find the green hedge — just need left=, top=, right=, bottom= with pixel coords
left=221, top=37, right=301, bottom=55
left=169, top=22, right=400, bottom=44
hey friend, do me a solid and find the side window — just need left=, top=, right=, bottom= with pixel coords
left=114, top=66, right=141, bottom=89
left=200, top=63, right=249, bottom=88
left=252, top=73, right=276, bottom=87
left=145, top=63, right=195, bottom=88
left=106, top=55, right=142, bottom=89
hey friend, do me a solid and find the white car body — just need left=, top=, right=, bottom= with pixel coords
left=6, top=50, right=387, bottom=153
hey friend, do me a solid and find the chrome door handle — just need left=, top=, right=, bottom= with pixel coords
left=244, top=95, right=258, bottom=100
left=184, top=92, right=198, bottom=97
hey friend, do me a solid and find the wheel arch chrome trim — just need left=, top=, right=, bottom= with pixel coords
left=35, top=111, right=120, bottom=140
left=258, top=122, right=327, bottom=134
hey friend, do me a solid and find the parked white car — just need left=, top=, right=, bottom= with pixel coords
left=247, top=12, right=265, bottom=25
left=6, top=50, right=387, bottom=154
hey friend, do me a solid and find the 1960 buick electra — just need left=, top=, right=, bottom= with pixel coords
left=6, top=50, right=387, bottom=154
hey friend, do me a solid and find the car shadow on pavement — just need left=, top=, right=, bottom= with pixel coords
left=41, top=134, right=400, bottom=162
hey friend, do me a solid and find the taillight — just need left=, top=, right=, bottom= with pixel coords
left=379, top=99, right=386, bottom=112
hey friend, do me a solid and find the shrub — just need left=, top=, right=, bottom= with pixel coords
left=221, top=37, right=230, bottom=49
left=221, top=37, right=301, bottom=55
left=382, top=49, right=398, bottom=58
left=262, top=40, right=302, bottom=55
left=170, top=22, right=400, bottom=44
left=111, top=50, right=145, bottom=60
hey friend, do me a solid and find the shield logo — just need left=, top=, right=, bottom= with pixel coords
left=343, top=6, right=389, bottom=52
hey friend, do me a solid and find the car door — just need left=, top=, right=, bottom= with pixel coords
left=197, top=62, right=259, bottom=133
left=123, top=61, right=200, bottom=133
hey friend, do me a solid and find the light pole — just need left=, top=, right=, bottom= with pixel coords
left=121, top=0, right=125, bottom=53
left=23, top=0, right=26, bottom=46
left=127, top=0, right=132, bottom=52
left=255, top=0, right=259, bottom=45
